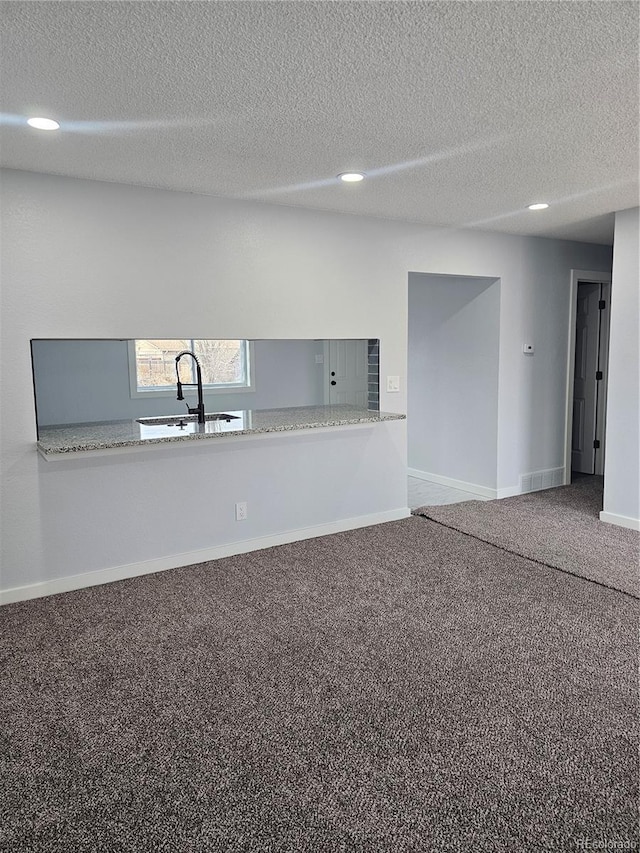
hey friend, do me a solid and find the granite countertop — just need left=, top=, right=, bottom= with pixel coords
left=37, top=404, right=406, bottom=457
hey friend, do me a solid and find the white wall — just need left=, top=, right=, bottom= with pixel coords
left=408, top=274, right=500, bottom=491
left=31, top=338, right=326, bottom=425
left=0, top=169, right=613, bottom=599
left=601, top=207, right=640, bottom=528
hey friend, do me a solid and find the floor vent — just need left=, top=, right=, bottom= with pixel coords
left=520, top=467, right=564, bottom=494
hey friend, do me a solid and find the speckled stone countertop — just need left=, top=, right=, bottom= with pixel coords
left=37, top=405, right=406, bottom=457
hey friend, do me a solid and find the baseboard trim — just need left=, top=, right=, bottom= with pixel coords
left=408, top=468, right=571, bottom=501
left=408, top=468, right=497, bottom=500
left=599, top=511, right=640, bottom=531
left=0, top=508, right=411, bottom=606
left=495, top=485, right=521, bottom=499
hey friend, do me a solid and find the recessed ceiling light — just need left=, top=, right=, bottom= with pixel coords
left=338, top=172, right=365, bottom=183
left=527, top=202, right=549, bottom=210
left=27, top=117, right=60, bottom=131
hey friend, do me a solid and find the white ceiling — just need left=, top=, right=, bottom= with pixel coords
left=1, top=1, right=638, bottom=245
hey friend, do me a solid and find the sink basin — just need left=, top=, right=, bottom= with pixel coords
left=136, top=413, right=240, bottom=426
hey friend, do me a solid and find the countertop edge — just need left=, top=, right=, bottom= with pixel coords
left=37, top=412, right=407, bottom=459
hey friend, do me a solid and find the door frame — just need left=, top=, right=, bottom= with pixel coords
left=563, top=269, right=612, bottom=485
left=323, top=340, right=331, bottom=404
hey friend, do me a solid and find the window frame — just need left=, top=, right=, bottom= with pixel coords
left=127, top=339, right=255, bottom=399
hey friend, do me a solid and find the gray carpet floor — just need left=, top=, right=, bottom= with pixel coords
left=414, top=476, right=639, bottom=598
left=1, top=483, right=638, bottom=851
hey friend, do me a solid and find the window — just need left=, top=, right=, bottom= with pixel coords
left=129, top=339, right=253, bottom=397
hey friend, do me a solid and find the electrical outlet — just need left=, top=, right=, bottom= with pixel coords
left=235, top=501, right=247, bottom=521
left=315, top=354, right=324, bottom=364
left=386, top=375, right=400, bottom=392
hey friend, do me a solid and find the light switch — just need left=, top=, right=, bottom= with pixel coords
left=387, top=375, right=400, bottom=392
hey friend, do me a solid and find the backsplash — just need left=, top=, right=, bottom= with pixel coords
left=367, top=339, right=379, bottom=411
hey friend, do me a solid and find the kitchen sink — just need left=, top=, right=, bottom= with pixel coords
left=136, top=413, right=240, bottom=426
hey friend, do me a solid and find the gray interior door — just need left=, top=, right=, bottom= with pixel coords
left=572, top=282, right=603, bottom=474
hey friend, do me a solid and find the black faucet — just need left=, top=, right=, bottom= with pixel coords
left=175, top=350, right=205, bottom=424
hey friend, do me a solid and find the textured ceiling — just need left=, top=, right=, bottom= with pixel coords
left=1, top=1, right=638, bottom=244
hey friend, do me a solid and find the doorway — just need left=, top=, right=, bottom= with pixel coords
left=407, top=272, right=501, bottom=498
left=565, top=270, right=612, bottom=482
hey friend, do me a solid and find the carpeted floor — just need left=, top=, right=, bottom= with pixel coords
left=414, top=476, right=639, bottom=598
left=1, top=482, right=638, bottom=851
